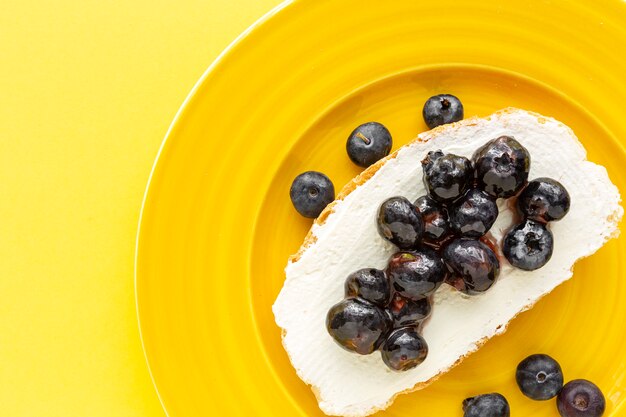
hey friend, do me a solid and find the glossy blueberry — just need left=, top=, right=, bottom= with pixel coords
left=414, top=195, right=449, bottom=242
left=449, top=188, right=499, bottom=238
left=503, top=219, right=553, bottom=271
left=377, top=197, right=424, bottom=249
left=388, top=293, right=431, bottom=327
left=289, top=171, right=335, bottom=218
left=463, top=393, right=510, bottom=417
left=326, top=298, right=391, bottom=355
left=443, top=239, right=500, bottom=295
left=422, top=150, right=473, bottom=203
left=422, top=94, right=464, bottom=129
left=473, top=136, right=531, bottom=198
left=516, top=354, right=564, bottom=400
left=346, top=122, right=393, bottom=168
left=557, top=379, right=606, bottom=417
left=518, top=177, right=571, bottom=223
left=380, top=327, right=428, bottom=371
left=387, top=248, right=446, bottom=300
left=344, top=268, right=390, bottom=307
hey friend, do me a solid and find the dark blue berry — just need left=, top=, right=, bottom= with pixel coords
left=422, top=150, right=473, bottom=203
left=344, top=268, right=390, bottom=307
left=473, top=136, right=530, bottom=198
left=388, top=293, right=431, bottom=327
left=443, top=239, right=500, bottom=295
left=422, top=94, right=464, bottom=129
left=463, top=393, right=510, bottom=417
left=557, top=379, right=605, bottom=417
left=516, top=353, right=564, bottom=400
left=326, top=298, right=391, bottom=355
left=377, top=197, right=424, bottom=249
left=518, top=177, right=571, bottom=223
left=346, top=122, right=393, bottom=167
left=380, top=327, right=428, bottom=371
left=289, top=171, right=334, bottom=218
left=387, top=249, right=446, bottom=300
left=450, top=188, right=499, bottom=238
left=414, top=195, right=449, bottom=242
left=503, top=219, right=553, bottom=271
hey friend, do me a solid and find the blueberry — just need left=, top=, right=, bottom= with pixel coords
left=377, top=197, right=424, bottom=249
left=387, top=249, right=446, bottom=300
left=473, top=136, right=531, bottom=198
left=463, top=393, right=510, bottom=417
left=326, top=298, right=391, bottom=355
left=380, top=327, right=428, bottom=371
left=518, top=177, right=571, bottom=223
left=443, top=239, right=500, bottom=295
left=388, top=293, right=431, bottom=327
left=422, top=94, right=464, bottom=129
left=449, top=188, right=499, bottom=238
left=344, top=268, right=390, bottom=307
left=289, top=171, right=335, bottom=218
left=503, top=219, right=553, bottom=271
left=422, top=150, right=473, bottom=203
left=414, top=195, right=450, bottom=242
left=516, top=354, right=564, bottom=400
left=557, top=379, right=605, bottom=417
left=346, top=122, right=393, bottom=167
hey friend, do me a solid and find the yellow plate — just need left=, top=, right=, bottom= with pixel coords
left=136, top=0, right=626, bottom=415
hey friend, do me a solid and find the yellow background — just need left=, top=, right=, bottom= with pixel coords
left=0, top=1, right=281, bottom=415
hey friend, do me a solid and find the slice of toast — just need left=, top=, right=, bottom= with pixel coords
left=273, top=108, right=623, bottom=417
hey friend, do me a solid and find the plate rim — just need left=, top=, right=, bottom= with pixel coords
left=133, top=1, right=296, bottom=414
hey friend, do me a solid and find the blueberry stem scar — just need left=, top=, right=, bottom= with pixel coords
left=355, top=132, right=371, bottom=145
left=574, top=394, right=588, bottom=409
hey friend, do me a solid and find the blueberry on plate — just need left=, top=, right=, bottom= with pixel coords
left=443, top=238, right=500, bottom=295
left=414, top=195, right=449, bottom=242
left=388, top=293, right=431, bottom=327
left=463, top=393, right=510, bottom=417
left=344, top=268, right=390, bottom=307
left=516, top=353, right=564, bottom=400
left=346, top=122, right=393, bottom=168
left=377, top=196, right=424, bottom=249
left=387, top=248, right=446, bottom=300
left=380, top=327, right=428, bottom=371
left=503, top=219, right=554, bottom=271
left=557, top=379, right=605, bottom=417
left=289, top=171, right=335, bottom=218
left=422, top=150, right=473, bottom=203
left=422, top=94, right=464, bottom=129
left=449, top=188, right=499, bottom=238
left=473, top=136, right=530, bottom=198
left=326, top=298, right=391, bottom=355
left=518, top=177, right=571, bottom=223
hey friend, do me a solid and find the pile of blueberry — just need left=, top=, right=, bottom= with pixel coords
left=288, top=93, right=573, bottom=373
left=464, top=354, right=605, bottom=417
left=326, top=135, right=571, bottom=372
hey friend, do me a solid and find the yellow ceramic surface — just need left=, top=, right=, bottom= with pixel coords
left=136, top=1, right=626, bottom=416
